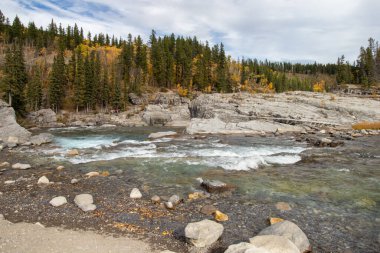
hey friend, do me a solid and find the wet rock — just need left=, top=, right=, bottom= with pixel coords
left=224, top=242, right=268, bottom=253
left=130, top=188, right=142, bottom=199
left=30, top=133, right=54, bottom=146
left=214, top=210, right=228, bottom=222
left=49, top=196, right=67, bottom=207
left=189, top=191, right=209, bottom=200
left=249, top=235, right=300, bottom=253
left=201, top=179, right=234, bottom=193
left=74, top=194, right=96, bottom=212
left=12, top=163, right=31, bottom=170
left=37, top=176, right=50, bottom=184
left=151, top=195, right=161, bottom=203
left=148, top=131, right=177, bottom=139
left=185, top=219, right=224, bottom=248
left=275, top=202, right=292, bottom=211
left=71, top=178, right=79, bottom=184
left=85, top=171, right=99, bottom=178
left=200, top=205, right=217, bottom=215
left=67, top=149, right=79, bottom=156
left=164, top=202, right=174, bottom=210
left=258, top=221, right=310, bottom=253
left=168, top=195, right=181, bottom=205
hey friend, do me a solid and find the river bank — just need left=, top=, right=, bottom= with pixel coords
left=0, top=128, right=379, bottom=253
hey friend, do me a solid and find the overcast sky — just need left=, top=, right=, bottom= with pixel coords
left=1, top=0, right=379, bottom=63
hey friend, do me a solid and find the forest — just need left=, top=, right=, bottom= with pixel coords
left=0, top=10, right=379, bottom=114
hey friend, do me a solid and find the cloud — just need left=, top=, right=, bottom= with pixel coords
left=0, top=0, right=379, bottom=63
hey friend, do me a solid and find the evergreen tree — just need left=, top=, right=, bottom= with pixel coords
left=49, top=47, right=66, bottom=112
left=73, top=47, right=85, bottom=112
left=26, top=68, right=43, bottom=111
left=215, top=43, right=229, bottom=92
left=1, top=44, right=27, bottom=113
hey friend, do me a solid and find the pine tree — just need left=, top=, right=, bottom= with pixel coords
left=49, top=47, right=66, bottom=112
left=1, top=44, right=27, bottom=113
left=26, top=68, right=43, bottom=111
left=216, top=43, right=229, bottom=92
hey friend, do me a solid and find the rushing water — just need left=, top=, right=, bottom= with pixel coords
left=31, top=126, right=379, bottom=251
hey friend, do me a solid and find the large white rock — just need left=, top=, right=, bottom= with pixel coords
left=37, top=176, right=50, bottom=184
left=249, top=235, right=300, bottom=253
left=224, top=242, right=270, bottom=253
left=184, top=219, right=224, bottom=248
left=130, top=188, right=142, bottom=199
left=258, top=221, right=310, bottom=253
left=74, top=194, right=96, bottom=212
left=12, top=163, right=31, bottom=170
left=49, top=196, right=67, bottom=207
left=30, top=133, right=54, bottom=146
left=27, top=109, right=57, bottom=127
left=148, top=131, right=177, bottom=139
left=0, top=100, right=31, bottom=143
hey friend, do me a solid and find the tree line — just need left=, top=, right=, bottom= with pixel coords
left=0, top=10, right=378, bottom=115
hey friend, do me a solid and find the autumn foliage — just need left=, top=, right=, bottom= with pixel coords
left=352, top=122, right=380, bottom=130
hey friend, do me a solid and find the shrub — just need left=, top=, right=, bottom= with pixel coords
left=352, top=122, right=380, bottom=130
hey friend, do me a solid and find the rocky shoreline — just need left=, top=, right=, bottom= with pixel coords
left=0, top=92, right=380, bottom=252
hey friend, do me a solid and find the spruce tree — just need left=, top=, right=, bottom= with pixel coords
left=49, top=47, right=66, bottom=112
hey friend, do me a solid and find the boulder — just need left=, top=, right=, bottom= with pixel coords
left=27, top=109, right=57, bottom=127
left=201, top=180, right=234, bottom=193
left=249, top=235, right=300, bottom=253
left=49, top=196, right=67, bottom=207
left=224, top=242, right=270, bottom=253
left=142, top=108, right=171, bottom=126
left=148, top=131, right=177, bottom=139
left=30, top=133, right=54, bottom=146
left=12, top=163, right=31, bottom=170
left=0, top=100, right=31, bottom=144
left=130, top=188, right=142, bottom=199
left=67, top=149, right=79, bottom=156
left=154, top=92, right=182, bottom=107
left=37, top=176, right=50, bottom=184
left=74, top=194, right=96, bottom=212
left=258, top=221, right=310, bottom=253
left=129, top=93, right=148, bottom=105
left=184, top=219, right=224, bottom=248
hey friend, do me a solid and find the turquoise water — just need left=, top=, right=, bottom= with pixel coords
left=32, top=126, right=380, bottom=251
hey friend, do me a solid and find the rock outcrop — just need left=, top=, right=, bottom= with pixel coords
left=0, top=100, right=31, bottom=144
left=27, top=109, right=57, bottom=127
left=186, top=92, right=380, bottom=135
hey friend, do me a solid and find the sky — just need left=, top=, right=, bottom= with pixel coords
left=0, top=0, right=379, bottom=63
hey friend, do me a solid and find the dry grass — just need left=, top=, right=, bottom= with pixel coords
left=352, top=121, right=380, bottom=130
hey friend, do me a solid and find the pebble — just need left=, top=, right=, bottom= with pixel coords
left=4, top=180, right=15, bottom=184
left=164, top=202, right=174, bottom=210
left=74, top=194, right=96, bottom=212
left=151, top=195, right=161, bottom=203
left=168, top=195, right=181, bottom=205
left=269, top=217, right=284, bottom=225
left=130, top=188, right=142, bottom=199
left=12, top=163, right=31, bottom=170
left=85, top=171, right=99, bottom=178
left=71, top=178, right=79, bottom=184
left=114, top=169, right=123, bottom=175
left=275, top=202, right=292, bottom=211
left=56, top=165, right=65, bottom=171
left=0, top=162, right=10, bottom=167
left=49, top=196, right=67, bottom=207
left=200, top=205, right=217, bottom=215
left=214, top=210, right=229, bottom=222
left=37, top=176, right=50, bottom=184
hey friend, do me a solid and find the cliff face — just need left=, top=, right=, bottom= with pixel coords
left=0, top=100, right=31, bottom=144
